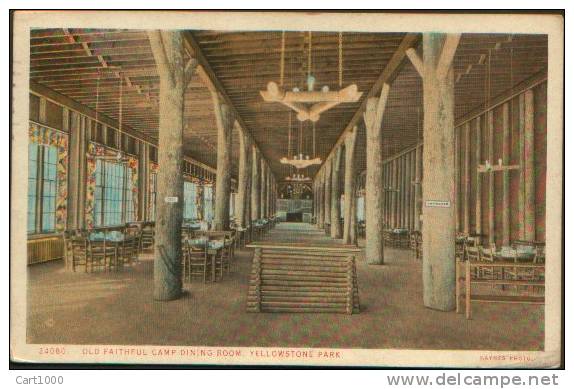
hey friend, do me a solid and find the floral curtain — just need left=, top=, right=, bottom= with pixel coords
left=85, top=143, right=105, bottom=229
left=29, top=124, right=68, bottom=231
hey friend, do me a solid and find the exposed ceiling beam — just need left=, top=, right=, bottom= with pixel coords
left=313, top=33, right=421, bottom=178
left=182, top=31, right=276, bottom=178
left=30, top=79, right=217, bottom=174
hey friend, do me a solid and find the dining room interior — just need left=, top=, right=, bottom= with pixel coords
left=25, top=28, right=548, bottom=350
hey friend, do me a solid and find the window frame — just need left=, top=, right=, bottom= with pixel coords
left=93, top=159, right=134, bottom=227
left=27, top=143, right=59, bottom=235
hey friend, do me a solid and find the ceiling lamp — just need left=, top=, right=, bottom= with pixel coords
left=279, top=112, right=321, bottom=169
left=285, top=173, right=311, bottom=182
left=261, top=31, right=362, bottom=122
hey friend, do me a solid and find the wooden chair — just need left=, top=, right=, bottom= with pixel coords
left=479, top=244, right=499, bottom=279
left=182, top=240, right=210, bottom=283
left=70, top=236, right=89, bottom=272
left=62, top=231, right=74, bottom=270
left=140, top=224, right=155, bottom=252
left=218, top=239, right=233, bottom=277
left=118, top=234, right=139, bottom=266
left=89, top=239, right=118, bottom=272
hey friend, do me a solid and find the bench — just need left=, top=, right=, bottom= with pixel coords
left=455, top=260, right=545, bottom=319
left=246, top=244, right=361, bottom=314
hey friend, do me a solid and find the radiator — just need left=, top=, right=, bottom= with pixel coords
left=27, top=236, right=64, bottom=265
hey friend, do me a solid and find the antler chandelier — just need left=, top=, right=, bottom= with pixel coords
left=285, top=173, right=311, bottom=182
left=261, top=31, right=362, bottom=122
left=280, top=112, right=321, bottom=169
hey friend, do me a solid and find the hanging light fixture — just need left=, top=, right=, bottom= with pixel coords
left=280, top=112, right=322, bottom=169
left=261, top=31, right=362, bottom=122
left=285, top=172, right=311, bottom=182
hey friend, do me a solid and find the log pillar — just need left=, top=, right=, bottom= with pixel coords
left=330, top=146, right=343, bottom=238
left=501, top=103, right=510, bottom=245
left=138, top=142, right=150, bottom=221
left=475, top=117, right=483, bottom=241
left=260, top=160, right=267, bottom=218
left=251, top=146, right=261, bottom=221
left=236, top=125, right=251, bottom=228
left=405, top=152, right=412, bottom=230
left=265, top=165, right=272, bottom=217
left=343, top=126, right=358, bottom=244
left=324, top=159, right=332, bottom=233
left=391, top=159, right=398, bottom=228
left=317, top=171, right=325, bottom=229
left=463, top=122, right=471, bottom=234
left=415, top=32, right=460, bottom=310
left=148, top=30, right=196, bottom=301
left=364, top=83, right=391, bottom=265
left=66, top=110, right=88, bottom=230
left=487, top=110, right=495, bottom=245
left=413, top=145, right=422, bottom=231
left=212, top=93, right=234, bottom=231
left=523, top=90, right=536, bottom=241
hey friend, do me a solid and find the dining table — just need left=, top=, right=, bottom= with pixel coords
left=187, top=238, right=225, bottom=282
left=494, top=245, right=537, bottom=262
left=88, top=231, right=138, bottom=269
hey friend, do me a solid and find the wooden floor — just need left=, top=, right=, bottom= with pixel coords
left=26, top=222, right=544, bottom=350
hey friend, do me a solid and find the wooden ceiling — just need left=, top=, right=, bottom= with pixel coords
left=29, top=29, right=547, bottom=179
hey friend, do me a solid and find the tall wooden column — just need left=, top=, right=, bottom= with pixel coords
left=67, top=110, right=88, bottom=230
left=268, top=175, right=273, bottom=217
left=364, top=83, right=391, bottom=265
left=324, top=160, right=332, bottom=232
left=343, top=126, right=358, bottom=244
left=487, top=110, right=495, bottom=244
left=251, top=146, right=261, bottom=221
left=501, top=103, right=511, bottom=245
left=236, top=125, right=251, bottom=228
left=463, top=123, right=471, bottom=234
left=244, top=149, right=252, bottom=228
left=330, top=146, right=343, bottom=238
left=148, top=30, right=196, bottom=301
left=413, top=145, right=422, bottom=231
left=318, top=170, right=325, bottom=229
left=260, top=160, right=267, bottom=218
left=138, top=142, right=150, bottom=221
left=405, top=152, right=412, bottom=230
left=391, top=159, right=398, bottom=228
left=523, top=90, right=536, bottom=241
left=212, top=93, right=234, bottom=231
left=409, top=33, right=460, bottom=310
left=475, top=117, right=483, bottom=241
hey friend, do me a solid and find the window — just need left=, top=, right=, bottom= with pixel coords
left=229, top=193, right=236, bottom=218
left=340, top=194, right=365, bottom=222
left=41, top=146, right=58, bottom=232
left=27, top=143, right=59, bottom=234
left=93, top=160, right=134, bottom=227
left=27, top=144, right=38, bottom=233
left=183, top=181, right=197, bottom=220
left=149, top=172, right=157, bottom=221
left=203, top=185, right=213, bottom=222
left=356, top=196, right=365, bottom=222
left=124, top=168, right=135, bottom=223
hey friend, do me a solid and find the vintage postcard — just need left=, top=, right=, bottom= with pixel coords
left=10, top=10, right=564, bottom=367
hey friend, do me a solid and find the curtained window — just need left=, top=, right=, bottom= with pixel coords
left=27, top=143, right=59, bottom=233
left=183, top=181, right=198, bottom=220
left=93, top=160, right=134, bottom=227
